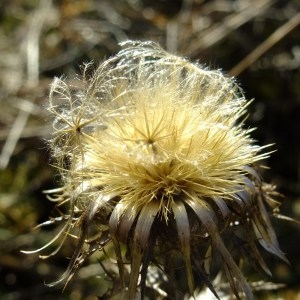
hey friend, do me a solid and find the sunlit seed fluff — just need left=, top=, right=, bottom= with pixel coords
left=35, top=41, right=287, bottom=300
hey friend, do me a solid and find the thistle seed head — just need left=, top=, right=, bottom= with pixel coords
left=38, top=41, right=287, bottom=299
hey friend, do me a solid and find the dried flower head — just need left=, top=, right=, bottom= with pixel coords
left=24, top=41, right=287, bottom=299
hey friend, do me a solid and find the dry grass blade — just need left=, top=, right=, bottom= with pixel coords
left=26, top=0, right=52, bottom=85
left=0, top=108, right=32, bottom=169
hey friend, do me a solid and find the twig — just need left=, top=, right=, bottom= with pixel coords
left=186, top=0, right=273, bottom=57
left=229, top=12, right=300, bottom=76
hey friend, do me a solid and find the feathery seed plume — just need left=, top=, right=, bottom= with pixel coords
left=24, top=41, right=287, bottom=300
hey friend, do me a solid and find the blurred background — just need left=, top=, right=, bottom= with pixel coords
left=0, top=0, right=299, bottom=299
